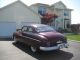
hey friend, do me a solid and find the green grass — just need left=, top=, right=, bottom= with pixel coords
left=66, top=34, right=80, bottom=41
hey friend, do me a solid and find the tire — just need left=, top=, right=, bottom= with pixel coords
left=13, top=36, right=18, bottom=43
left=30, top=46, right=38, bottom=52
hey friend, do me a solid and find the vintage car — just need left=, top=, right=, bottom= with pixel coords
left=13, top=24, right=68, bottom=52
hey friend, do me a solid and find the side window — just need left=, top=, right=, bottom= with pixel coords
left=22, top=26, right=28, bottom=32
left=28, top=27, right=34, bottom=33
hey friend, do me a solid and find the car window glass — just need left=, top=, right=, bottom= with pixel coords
left=22, top=26, right=28, bottom=32
left=28, top=27, right=34, bottom=32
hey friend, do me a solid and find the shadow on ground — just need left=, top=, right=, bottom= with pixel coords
left=13, top=42, right=73, bottom=60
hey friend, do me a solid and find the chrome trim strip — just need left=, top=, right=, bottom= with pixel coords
left=40, top=43, right=68, bottom=51
left=22, top=36, right=41, bottom=42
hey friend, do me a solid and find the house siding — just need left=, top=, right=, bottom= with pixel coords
left=0, top=1, right=41, bottom=28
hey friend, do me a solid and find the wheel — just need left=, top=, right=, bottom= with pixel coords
left=30, top=46, right=38, bottom=52
left=13, top=36, right=18, bottom=43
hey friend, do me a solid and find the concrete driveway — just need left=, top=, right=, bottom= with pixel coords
left=0, top=39, right=80, bottom=60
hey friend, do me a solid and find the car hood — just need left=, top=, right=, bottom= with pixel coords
left=39, top=32, right=65, bottom=42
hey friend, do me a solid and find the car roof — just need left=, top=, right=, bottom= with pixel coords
left=24, top=24, right=48, bottom=28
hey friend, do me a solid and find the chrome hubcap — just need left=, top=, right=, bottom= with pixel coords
left=31, top=46, right=37, bottom=52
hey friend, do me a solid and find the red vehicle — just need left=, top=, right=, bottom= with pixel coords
left=13, top=24, right=68, bottom=52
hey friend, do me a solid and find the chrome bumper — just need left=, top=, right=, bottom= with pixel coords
left=40, top=43, right=69, bottom=51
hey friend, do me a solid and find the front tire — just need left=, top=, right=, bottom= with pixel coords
left=30, top=46, right=38, bottom=52
left=13, top=36, right=18, bottom=43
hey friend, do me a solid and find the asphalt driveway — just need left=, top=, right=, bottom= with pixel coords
left=0, top=39, right=80, bottom=60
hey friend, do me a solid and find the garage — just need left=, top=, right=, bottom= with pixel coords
left=0, top=1, right=41, bottom=38
left=0, top=22, right=16, bottom=37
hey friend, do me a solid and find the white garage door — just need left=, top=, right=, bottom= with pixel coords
left=0, top=22, right=16, bottom=37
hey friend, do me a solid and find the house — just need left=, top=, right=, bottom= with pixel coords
left=30, top=1, right=72, bottom=30
left=0, top=0, right=41, bottom=37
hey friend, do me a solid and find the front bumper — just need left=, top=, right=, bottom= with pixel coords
left=39, top=43, right=69, bottom=51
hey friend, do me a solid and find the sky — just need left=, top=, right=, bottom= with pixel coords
left=0, top=0, right=80, bottom=24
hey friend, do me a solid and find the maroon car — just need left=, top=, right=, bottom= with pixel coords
left=13, top=24, right=68, bottom=52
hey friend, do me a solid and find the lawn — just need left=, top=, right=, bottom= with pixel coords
left=66, top=34, right=80, bottom=41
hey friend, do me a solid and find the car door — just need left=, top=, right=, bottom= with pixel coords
left=19, top=26, right=29, bottom=43
left=15, top=26, right=28, bottom=43
left=21, top=26, right=37, bottom=45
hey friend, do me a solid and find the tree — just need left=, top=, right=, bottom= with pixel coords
left=71, top=25, right=79, bottom=34
left=41, top=13, right=58, bottom=24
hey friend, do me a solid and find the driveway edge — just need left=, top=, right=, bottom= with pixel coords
left=68, top=39, right=80, bottom=43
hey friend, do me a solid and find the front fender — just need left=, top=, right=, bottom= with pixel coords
left=35, top=35, right=48, bottom=47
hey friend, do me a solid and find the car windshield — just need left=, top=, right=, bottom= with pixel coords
left=36, top=25, right=56, bottom=32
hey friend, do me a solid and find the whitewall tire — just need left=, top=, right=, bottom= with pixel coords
left=30, top=46, right=37, bottom=52
left=13, top=36, right=18, bottom=43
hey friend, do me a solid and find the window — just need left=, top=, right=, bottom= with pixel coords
left=38, top=6, right=46, bottom=16
left=28, top=27, right=34, bottom=32
left=22, top=26, right=34, bottom=33
left=22, top=26, right=28, bottom=32
left=64, top=11, right=69, bottom=16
